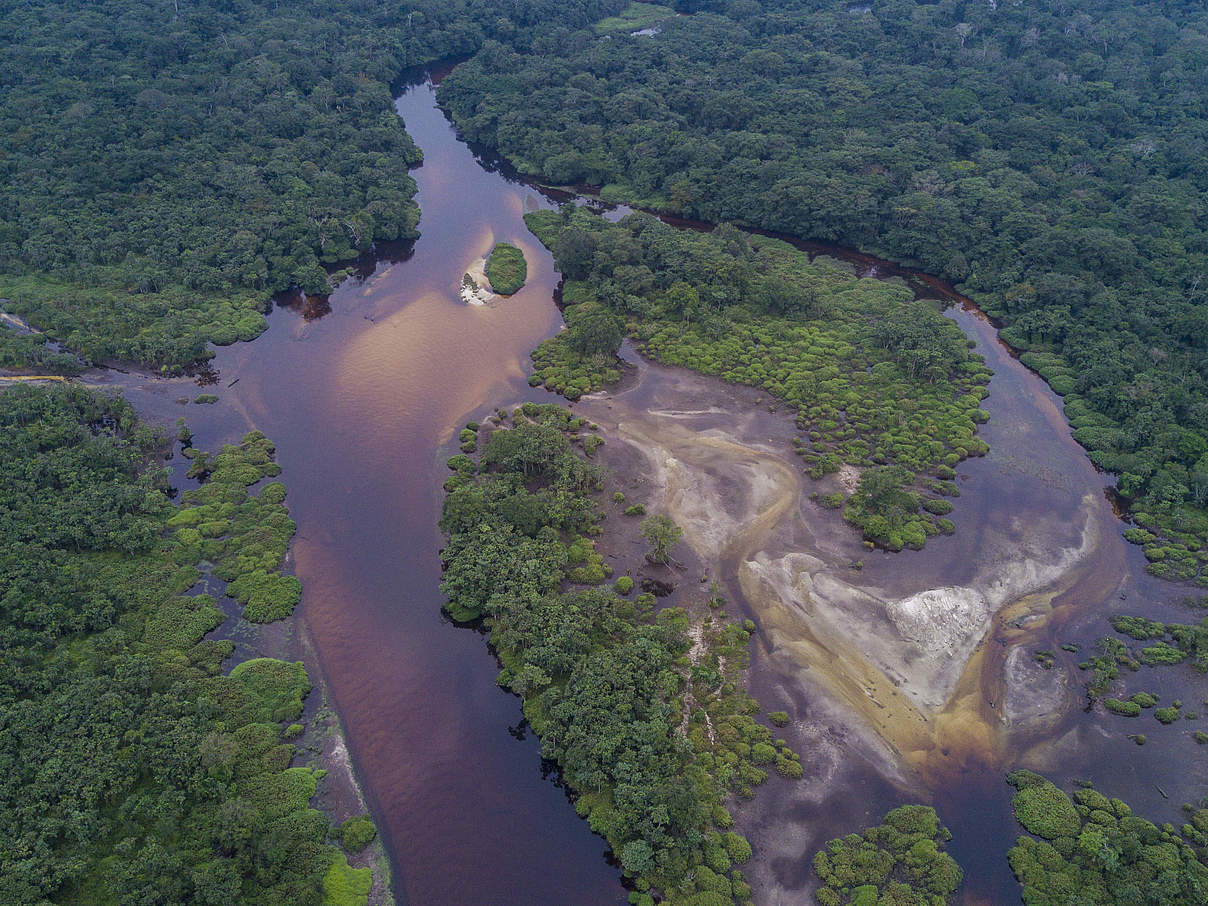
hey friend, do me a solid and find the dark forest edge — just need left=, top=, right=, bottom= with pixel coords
left=439, top=402, right=801, bottom=905
left=0, top=0, right=631, bottom=373
left=437, top=0, right=1208, bottom=585
left=524, top=205, right=989, bottom=550
left=0, top=384, right=375, bottom=906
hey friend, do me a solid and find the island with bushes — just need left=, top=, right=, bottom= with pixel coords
left=484, top=242, right=528, bottom=295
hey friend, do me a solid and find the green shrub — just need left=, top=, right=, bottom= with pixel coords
left=1011, top=778, right=1082, bottom=839
left=484, top=242, right=527, bottom=294
left=1155, top=706, right=1181, bottom=724
left=614, top=576, right=634, bottom=595
left=339, top=815, right=377, bottom=853
left=323, top=854, right=372, bottom=906
left=1104, top=698, right=1141, bottom=717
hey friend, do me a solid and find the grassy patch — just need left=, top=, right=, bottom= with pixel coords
left=593, top=2, right=674, bottom=35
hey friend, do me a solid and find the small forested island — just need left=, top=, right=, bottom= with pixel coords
left=484, top=242, right=528, bottom=294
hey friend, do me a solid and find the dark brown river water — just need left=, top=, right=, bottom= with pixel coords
left=98, top=66, right=1207, bottom=905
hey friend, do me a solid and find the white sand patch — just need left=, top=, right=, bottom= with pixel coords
left=837, top=464, right=860, bottom=493
left=1003, top=645, right=1069, bottom=726
left=459, top=258, right=496, bottom=306
left=886, top=586, right=990, bottom=656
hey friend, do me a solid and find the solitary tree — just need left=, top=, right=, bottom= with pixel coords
left=640, top=514, right=683, bottom=565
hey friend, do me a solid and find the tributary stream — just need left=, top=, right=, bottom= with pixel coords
left=104, top=66, right=1206, bottom=904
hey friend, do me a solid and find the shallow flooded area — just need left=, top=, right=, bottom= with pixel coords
left=572, top=297, right=1202, bottom=901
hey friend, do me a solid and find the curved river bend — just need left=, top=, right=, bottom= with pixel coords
left=103, top=67, right=1204, bottom=904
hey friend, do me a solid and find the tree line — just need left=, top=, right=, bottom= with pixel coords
left=0, top=0, right=629, bottom=371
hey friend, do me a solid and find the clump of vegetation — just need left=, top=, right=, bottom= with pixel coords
left=1155, top=705, right=1182, bottom=724
left=524, top=207, right=990, bottom=549
left=529, top=288, right=624, bottom=399
left=193, top=393, right=219, bottom=404
left=168, top=429, right=301, bottom=623
left=640, top=513, right=683, bottom=565
left=0, top=384, right=363, bottom=903
left=339, top=815, right=378, bottom=853
left=439, top=402, right=798, bottom=903
left=812, top=805, right=963, bottom=905
left=484, top=242, right=528, bottom=294
left=1104, top=698, right=1141, bottom=717
left=1007, top=771, right=1208, bottom=901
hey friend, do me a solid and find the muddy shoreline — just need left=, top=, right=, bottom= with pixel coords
left=566, top=311, right=1195, bottom=901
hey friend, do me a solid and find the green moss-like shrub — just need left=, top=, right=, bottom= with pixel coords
left=484, top=242, right=527, bottom=294
left=323, top=853, right=372, bottom=906
left=1104, top=698, right=1142, bottom=717
left=813, top=805, right=962, bottom=904
left=615, top=576, right=634, bottom=595
left=339, top=815, right=378, bottom=853
left=1155, top=705, right=1181, bottom=724
left=1008, top=772, right=1082, bottom=839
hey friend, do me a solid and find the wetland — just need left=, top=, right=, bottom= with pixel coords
left=56, top=64, right=1208, bottom=904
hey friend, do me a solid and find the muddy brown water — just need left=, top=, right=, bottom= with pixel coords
left=94, top=67, right=1207, bottom=905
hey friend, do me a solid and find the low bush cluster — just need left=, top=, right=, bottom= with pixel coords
left=812, top=805, right=963, bottom=905
left=1006, top=771, right=1208, bottom=902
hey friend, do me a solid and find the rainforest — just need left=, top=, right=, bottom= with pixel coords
left=3, top=1, right=1208, bottom=904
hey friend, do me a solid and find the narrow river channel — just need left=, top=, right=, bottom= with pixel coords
left=100, top=64, right=1206, bottom=904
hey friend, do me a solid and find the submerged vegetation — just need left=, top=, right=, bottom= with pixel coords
left=0, top=384, right=366, bottom=905
left=812, top=805, right=963, bottom=906
left=439, top=401, right=797, bottom=904
left=525, top=206, right=990, bottom=548
left=484, top=242, right=528, bottom=294
left=441, top=0, right=1208, bottom=584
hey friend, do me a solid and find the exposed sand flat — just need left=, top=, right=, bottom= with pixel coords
left=578, top=351, right=1118, bottom=796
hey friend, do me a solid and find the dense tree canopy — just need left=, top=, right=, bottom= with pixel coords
left=440, top=0, right=1208, bottom=582
left=0, top=385, right=363, bottom=905
left=0, top=0, right=627, bottom=370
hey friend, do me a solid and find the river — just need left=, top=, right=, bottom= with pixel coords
left=101, top=65, right=1206, bottom=904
